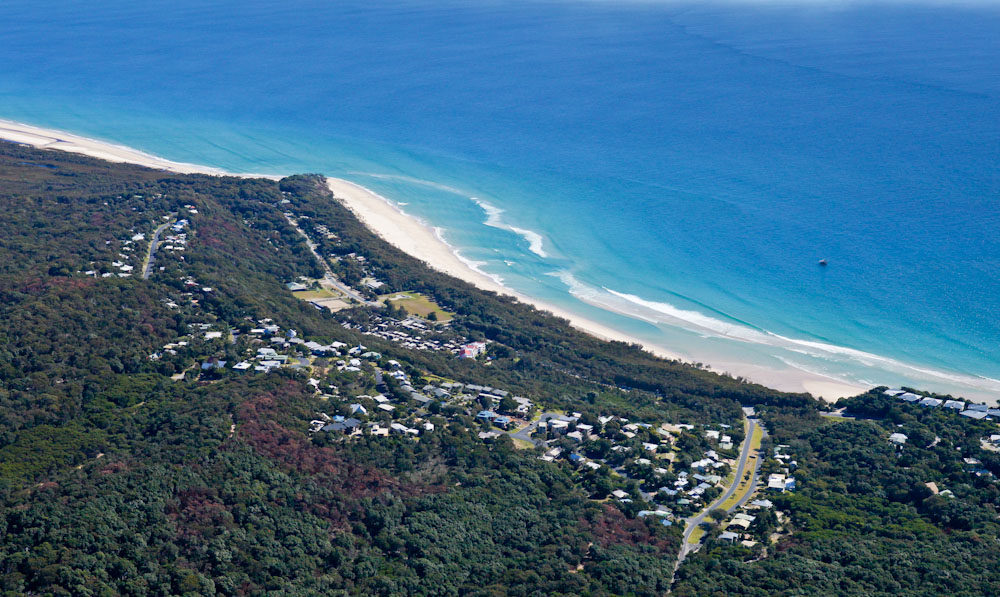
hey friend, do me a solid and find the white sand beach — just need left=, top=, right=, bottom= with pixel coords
left=0, top=117, right=867, bottom=400
left=0, top=119, right=232, bottom=176
left=325, top=177, right=691, bottom=358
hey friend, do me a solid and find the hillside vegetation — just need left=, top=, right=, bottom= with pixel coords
left=1, top=142, right=998, bottom=596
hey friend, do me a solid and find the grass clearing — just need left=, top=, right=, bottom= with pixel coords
left=511, top=437, right=536, bottom=450
left=294, top=288, right=342, bottom=300
left=422, top=373, right=457, bottom=385
left=380, top=291, right=454, bottom=322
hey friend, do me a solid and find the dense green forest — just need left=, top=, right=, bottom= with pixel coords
left=1, top=142, right=998, bottom=596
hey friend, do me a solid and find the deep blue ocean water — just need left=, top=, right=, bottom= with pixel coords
left=1, top=0, right=998, bottom=399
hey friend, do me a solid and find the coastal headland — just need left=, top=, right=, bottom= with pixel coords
left=0, top=118, right=866, bottom=400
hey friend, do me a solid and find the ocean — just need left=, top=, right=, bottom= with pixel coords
left=1, top=0, right=998, bottom=400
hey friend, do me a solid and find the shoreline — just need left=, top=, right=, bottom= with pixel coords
left=0, top=117, right=867, bottom=400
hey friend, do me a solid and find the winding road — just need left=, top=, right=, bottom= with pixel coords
left=142, top=217, right=175, bottom=280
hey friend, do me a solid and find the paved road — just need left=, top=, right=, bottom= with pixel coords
left=508, top=412, right=566, bottom=446
left=678, top=417, right=763, bottom=562
left=142, top=218, right=174, bottom=279
left=284, top=214, right=380, bottom=306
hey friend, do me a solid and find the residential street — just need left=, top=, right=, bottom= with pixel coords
left=142, top=217, right=175, bottom=280
left=283, top=213, right=380, bottom=306
left=677, top=417, right=763, bottom=563
left=507, top=412, right=565, bottom=446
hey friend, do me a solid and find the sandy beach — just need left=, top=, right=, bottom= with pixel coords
left=0, top=117, right=867, bottom=400
left=324, top=177, right=868, bottom=400
left=325, top=177, right=692, bottom=359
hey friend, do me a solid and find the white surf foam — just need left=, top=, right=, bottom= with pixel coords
left=472, top=198, right=548, bottom=258
left=551, top=271, right=1000, bottom=395
left=350, top=171, right=550, bottom=259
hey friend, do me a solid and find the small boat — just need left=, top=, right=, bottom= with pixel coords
left=818, top=259, right=828, bottom=266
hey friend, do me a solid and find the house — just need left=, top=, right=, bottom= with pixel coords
left=889, top=432, right=908, bottom=445
left=548, top=419, right=571, bottom=434
left=884, top=389, right=905, bottom=396
left=566, top=431, right=584, bottom=442
left=476, top=410, right=498, bottom=421
left=390, top=423, right=417, bottom=435
left=750, top=499, right=773, bottom=509
left=960, top=409, right=988, bottom=420
left=458, top=341, right=487, bottom=359
left=611, top=490, right=629, bottom=500
left=322, top=418, right=361, bottom=433
left=691, top=459, right=712, bottom=473
left=493, top=416, right=512, bottom=429
left=944, top=400, right=965, bottom=410
left=204, top=331, right=223, bottom=340
left=967, top=403, right=989, bottom=412
left=718, top=531, right=740, bottom=543
left=727, top=518, right=751, bottom=530
left=733, top=513, right=756, bottom=523
left=349, top=403, right=367, bottom=415
left=919, top=397, right=943, bottom=408
left=767, top=474, right=787, bottom=492
left=233, top=361, right=251, bottom=371
left=377, top=404, right=395, bottom=413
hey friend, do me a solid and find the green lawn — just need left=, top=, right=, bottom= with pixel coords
left=380, top=291, right=454, bottom=322
left=294, top=288, right=342, bottom=300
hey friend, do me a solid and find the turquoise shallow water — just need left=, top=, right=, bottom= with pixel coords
left=1, top=0, right=998, bottom=399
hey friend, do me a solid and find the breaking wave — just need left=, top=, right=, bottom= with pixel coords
left=552, top=270, right=1000, bottom=395
left=472, top=198, right=548, bottom=258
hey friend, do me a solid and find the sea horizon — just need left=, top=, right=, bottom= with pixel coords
left=1, top=0, right=997, bottom=402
